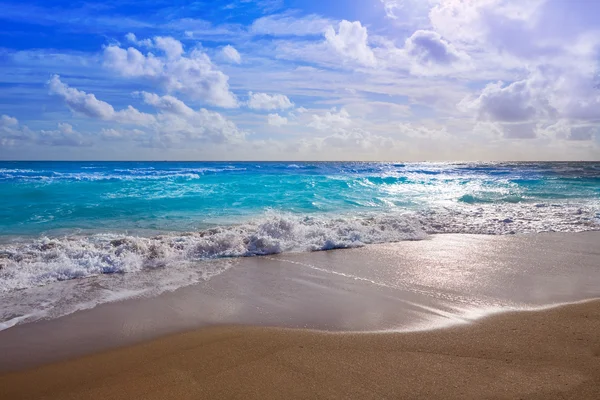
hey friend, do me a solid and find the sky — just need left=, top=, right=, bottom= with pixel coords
left=0, top=0, right=599, bottom=161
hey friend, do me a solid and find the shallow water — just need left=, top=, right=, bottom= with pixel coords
left=0, top=161, right=598, bottom=330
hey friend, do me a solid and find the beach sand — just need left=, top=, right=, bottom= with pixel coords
left=1, top=232, right=599, bottom=399
left=1, top=300, right=599, bottom=399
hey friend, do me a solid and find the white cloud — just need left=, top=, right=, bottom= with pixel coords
left=48, top=75, right=156, bottom=125
left=124, top=32, right=152, bottom=47
left=324, top=20, right=376, bottom=67
left=542, top=120, right=599, bottom=141
left=247, top=92, right=294, bottom=110
left=47, top=78, right=244, bottom=146
left=103, top=36, right=238, bottom=108
left=250, top=14, right=333, bottom=36
left=308, top=108, right=352, bottom=130
left=0, top=115, right=27, bottom=147
left=48, top=75, right=114, bottom=119
left=379, top=0, right=433, bottom=27
left=405, top=30, right=466, bottom=66
left=0, top=115, right=18, bottom=127
left=298, top=128, right=395, bottom=158
left=267, top=113, right=288, bottom=126
left=321, top=128, right=393, bottom=151
left=459, top=78, right=552, bottom=123
left=139, top=93, right=245, bottom=145
left=100, top=128, right=146, bottom=140
left=0, top=115, right=92, bottom=147
left=38, top=123, right=92, bottom=147
left=459, top=65, right=600, bottom=141
left=428, top=0, right=595, bottom=64
left=397, top=123, right=449, bottom=140
left=153, top=36, right=184, bottom=60
left=462, top=67, right=600, bottom=123
left=139, top=92, right=195, bottom=116
left=220, top=45, right=241, bottom=64
left=6, top=0, right=600, bottom=160
left=381, top=0, right=402, bottom=19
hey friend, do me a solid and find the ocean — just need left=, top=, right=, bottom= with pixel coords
left=1, top=161, right=599, bottom=329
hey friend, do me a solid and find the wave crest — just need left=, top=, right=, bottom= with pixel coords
left=0, top=213, right=426, bottom=293
left=1, top=203, right=598, bottom=293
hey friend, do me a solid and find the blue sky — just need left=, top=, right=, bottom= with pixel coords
left=1, top=0, right=599, bottom=160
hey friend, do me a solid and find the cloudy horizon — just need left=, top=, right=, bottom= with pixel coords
left=1, top=0, right=599, bottom=161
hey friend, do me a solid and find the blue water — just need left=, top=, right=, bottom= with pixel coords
left=0, top=161, right=599, bottom=330
left=1, top=161, right=599, bottom=237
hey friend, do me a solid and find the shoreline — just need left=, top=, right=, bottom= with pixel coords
left=2, top=300, right=599, bottom=399
left=2, top=232, right=600, bottom=373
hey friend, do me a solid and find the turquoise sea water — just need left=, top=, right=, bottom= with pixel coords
left=0, top=161, right=599, bottom=329
left=2, top=161, right=599, bottom=237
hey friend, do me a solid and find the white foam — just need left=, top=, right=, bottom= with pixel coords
left=1, top=205, right=599, bottom=295
left=419, top=202, right=600, bottom=235
left=0, top=205, right=598, bottom=330
left=0, top=258, right=233, bottom=331
left=0, top=212, right=426, bottom=293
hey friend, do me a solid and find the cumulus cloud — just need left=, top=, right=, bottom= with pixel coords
left=48, top=75, right=155, bottom=125
left=0, top=115, right=18, bottom=127
left=428, top=0, right=598, bottom=64
left=0, top=115, right=26, bottom=146
left=460, top=66, right=600, bottom=140
left=405, top=30, right=466, bottom=66
left=484, top=69, right=600, bottom=123
left=139, top=92, right=195, bottom=116
left=429, top=0, right=543, bottom=46
left=309, top=108, right=352, bottom=130
left=47, top=78, right=244, bottom=147
left=458, top=75, right=552, bottom=139
left=220, top=45, right=241, bottom=64
left=103, top=36, right=238, bottom=108
left=139, top=92, right=245, bottom=144
left=267, top=113, right=288, bottom=126
left=38, top=123, right=92, bottom=146
left=550, top=71, right=600, bottom=121
left=459, top=79, right=552, bottom=123
left=247, top=92, right=294, bottom=110
left=124, top=32, right=152, bottom=47
left=153, top=36, right=184, bottom=60
left=325, top=20, right=376, bottom=67
left=1, top=116, right=92, bottom=147
left=542, top=120, right=599, bottom=142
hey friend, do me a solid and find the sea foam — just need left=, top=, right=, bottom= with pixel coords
left=1, top=205, right=598, bottom=294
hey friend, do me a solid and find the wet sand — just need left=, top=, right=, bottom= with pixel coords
left=1, top=300, right=599, bottom=399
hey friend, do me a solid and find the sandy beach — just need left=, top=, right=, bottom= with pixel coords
left=1, top=300, right=599, bottom=399
left=1, top=232, right=599, bottom=399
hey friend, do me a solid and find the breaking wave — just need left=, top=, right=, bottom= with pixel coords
left=1, top=204, right=598, bottom=294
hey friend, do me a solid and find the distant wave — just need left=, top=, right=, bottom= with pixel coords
left=0, top=167, right=248, bottom=182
